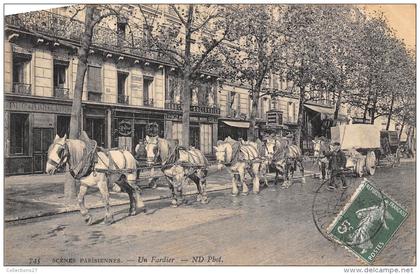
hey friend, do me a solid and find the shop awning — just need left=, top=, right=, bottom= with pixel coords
left=304, top=104, right=335, bottom=115
left=222, top=120, right=250, bottom=128
left=304, top=104, right=348, bottom=120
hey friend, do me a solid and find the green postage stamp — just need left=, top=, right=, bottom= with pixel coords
left=327, top=179, right=409, bottom=264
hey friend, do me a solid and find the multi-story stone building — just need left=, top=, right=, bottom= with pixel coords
left=3, top=5, right=305, bottom=175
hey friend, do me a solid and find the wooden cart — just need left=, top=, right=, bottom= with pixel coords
left=331, top=124, right=381, bottom=177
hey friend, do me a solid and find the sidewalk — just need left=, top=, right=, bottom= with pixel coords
left=4, top=163, right=320, bottom=222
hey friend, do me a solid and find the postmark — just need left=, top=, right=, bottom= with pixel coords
left=324, top=178, right=408, bottom=264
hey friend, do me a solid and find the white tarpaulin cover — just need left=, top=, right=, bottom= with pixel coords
left=330, top=124, right=381, bottom=150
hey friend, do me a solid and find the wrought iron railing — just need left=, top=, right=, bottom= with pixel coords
left=165, top=102, right=182, bottom=110
left=12, top=82, right=31, bottom=95
left=54, top=87, right=69, bottom=99
left=143, top=98, right=154, bottom=107
left=191, top=105, right=221, bottom=114
left=5, top=10, right=162, bottom=61
left=118, top=94, right=129, bottom=104
left=165, top=101, right=220, bottom=114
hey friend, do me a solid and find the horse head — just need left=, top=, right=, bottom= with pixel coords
left=144, top=135, right=159, bottom=166
left=214, top=141, right=232, bottom=171
left=264, top=138, right=277, bottom=159
left=313, top=137, right=329, bottom=158
left=46, top=134, right=69, bottom=175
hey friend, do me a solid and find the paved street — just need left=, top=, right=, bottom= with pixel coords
left=4, top=162, right=415, bottom=266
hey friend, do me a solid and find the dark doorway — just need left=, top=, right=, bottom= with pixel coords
left=33, top=128, right=54, bottom=173
left=85, top=118, right=106, bottom=147
left=134, top=123, right=146, bottom=152
left=190, top=124, right=200, bottom=149
left=57, top=115, right=70, bottom=138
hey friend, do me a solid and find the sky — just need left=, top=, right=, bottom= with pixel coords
left=361, top=4, right=416, bottom=50
left=4, top=3, right=416, bottom=50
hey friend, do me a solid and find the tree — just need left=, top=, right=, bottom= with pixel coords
left=219, top=5, right=284, bottom=141
left=65, top=5, right=123, bottom=200
left=135, top=4, right=233, bottom=146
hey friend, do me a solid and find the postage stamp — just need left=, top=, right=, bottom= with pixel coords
left=327, top=178, right=409, bottom=264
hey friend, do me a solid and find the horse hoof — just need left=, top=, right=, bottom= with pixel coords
left=129, top=209, right=137, bottom=216
left=201, top=197, right=209, bottom=204
left=84, top=215, right=93, bottom=225
left=196, top=195, right=202, bottom=202
left=241, top=192, right=249, bottom=196
left=231, top=192, right=239, bottom=197
left=253, top=191, right=260, bottom=195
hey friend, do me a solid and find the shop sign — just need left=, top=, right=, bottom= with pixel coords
left=118, top=120, right=132, bottom=136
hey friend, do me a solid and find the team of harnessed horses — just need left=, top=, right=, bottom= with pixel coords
left=45, top=132, right=309, bottom=225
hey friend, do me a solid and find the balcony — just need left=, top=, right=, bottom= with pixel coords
left=54, top=87, right=69, bottom=99
left=191, top=105, right=221, bottom=115
left=5, top=10, right=164, bottom=62
left=12, top=82, right=31, bottom=95
left=143, top=98, right=154, bottom=107
left=165, top=102, right=182, bottom=110
left=165, top=101, right=221, bottom=115
left=87, top=91, right=102, bottom=102
left=118, top=94, right=129, bottom=104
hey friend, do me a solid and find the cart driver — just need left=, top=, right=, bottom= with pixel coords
left=326, top=142, right=348, bottom=190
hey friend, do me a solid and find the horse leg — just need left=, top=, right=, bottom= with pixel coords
left=77, top=183, right=92, bottom=225
left=128, top=180, right=145, bottom=212
left=252, top=163, right=261, bottom=194
left=299, top=159, right=306, bottom=184
left=114, top=175, right=135, bottom=216
left=198, top=169, right=208, bottom=204
left=168, top=179, right=178, bottom=207
left=321, top=162, right=326, bottom=181
left=189, top=173, right=202, bottom=202
left=239, top=167, right=249, bottom=195
left=98, top=180, right=114, bottom=225
left=231, top=169, right=240, bottom=196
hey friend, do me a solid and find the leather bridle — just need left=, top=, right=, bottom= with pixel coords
left=47, top=142, right=69, bottom=171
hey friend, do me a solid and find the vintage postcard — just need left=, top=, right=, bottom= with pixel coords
left=2, top=2, right=416, bottom=271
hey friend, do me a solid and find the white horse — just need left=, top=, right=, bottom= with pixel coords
left=265, top=136, right=305, bottom=188
left=214, top=138, right=262, bottom=195
left=46, top=134, right=144, bottom=225
left=144, top=135, right=209, bottom=207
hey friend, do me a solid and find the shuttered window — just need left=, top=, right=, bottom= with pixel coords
left=87, top=66, right=102, bottom=93
left=200, top=124, right=213, bottom=155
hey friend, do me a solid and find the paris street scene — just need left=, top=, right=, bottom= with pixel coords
left=3, top=3, right=416, bottom=268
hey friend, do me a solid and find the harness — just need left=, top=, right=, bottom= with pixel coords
left=47, top=140, right=98, bottom=180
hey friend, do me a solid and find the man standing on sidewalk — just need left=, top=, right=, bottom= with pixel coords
left=327, top=142, right=347, bottom=190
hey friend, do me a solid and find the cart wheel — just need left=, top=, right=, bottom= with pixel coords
left=366, top=151, right=376, bottom=175
left=355, top=158, right=364, bottom=177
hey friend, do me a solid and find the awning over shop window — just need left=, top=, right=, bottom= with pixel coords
left=304, top=104, right=335, bottom=115
left=304, top=104, right=347, bottom=120
left=222, top=120, right=250, bottom=128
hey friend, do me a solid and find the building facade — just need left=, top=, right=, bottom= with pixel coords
left=4, top=7, right=220, bottom=175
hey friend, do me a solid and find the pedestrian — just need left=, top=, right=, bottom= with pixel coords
left=326, top=142, right=347, bottom=190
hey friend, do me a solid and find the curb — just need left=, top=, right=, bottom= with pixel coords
left=5, top=172, right=318, bottom=223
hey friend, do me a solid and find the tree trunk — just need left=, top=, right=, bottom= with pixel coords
left=181, top=74, right=191, bottom=147
left=370, top=100, right=377, bottom=125
left=333, top=87, right=342, bottom=123
left=181, top=5, right=194, bottom=147
left=296, top=85, right=306, bottom=149
left=248, top=91, right=259, bottom=141
left=386, top=92, right=395, bottom=130
left=65, top=6, right=95, bottom=201
left=398, top=116, right=406, bottom=141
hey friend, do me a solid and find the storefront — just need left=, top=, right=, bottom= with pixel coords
left=165, top=112, right=217, bottom=156
left=5, top=96, right=72, bottom=175
left=112, top=108, right=165, bottom=153
left=218, top=119, right=250, bottom=141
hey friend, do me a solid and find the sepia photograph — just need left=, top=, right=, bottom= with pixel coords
left=2, top=1, right=416, bottom=270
